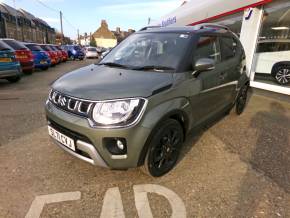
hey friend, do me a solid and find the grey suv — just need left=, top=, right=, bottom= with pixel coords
left=45, top=24, right=249, bottom=177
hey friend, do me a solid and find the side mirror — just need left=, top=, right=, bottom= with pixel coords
left=192, top=58, right=215, bottom=76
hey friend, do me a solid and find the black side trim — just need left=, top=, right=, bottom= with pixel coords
left=152, top=84, right=172, bottom=96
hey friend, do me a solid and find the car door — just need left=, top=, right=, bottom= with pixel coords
left=218, top=36, right=242, bottom=106
left=190, top=35, right=226, bottom=124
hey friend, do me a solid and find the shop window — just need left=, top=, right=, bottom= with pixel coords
left=253, top=1, right=290, bottom=87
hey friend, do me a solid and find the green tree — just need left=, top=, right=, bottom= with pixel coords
left=90, top=37, right=97, bottom=47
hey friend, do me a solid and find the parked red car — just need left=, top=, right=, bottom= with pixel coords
left=1, top=39, right=34, bottom=74
left=47, top=45, right=62, bottom=64
left=39, top=44, right=58, bottom=66
left=55, top=45, right=68, bottom=62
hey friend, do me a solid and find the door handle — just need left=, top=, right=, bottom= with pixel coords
left=219, top=72, right=226, bottom=80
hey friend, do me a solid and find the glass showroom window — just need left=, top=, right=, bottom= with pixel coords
left=252, top=1, right=290, bottom=87
left=212, top=12, right=243, bottom=36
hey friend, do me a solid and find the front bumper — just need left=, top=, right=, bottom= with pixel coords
left=45, top=100, right=151, bottom=169
left=0, top=68, right=21, bottom=79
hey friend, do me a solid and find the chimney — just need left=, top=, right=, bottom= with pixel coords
left=116, top=27, right=121, bottom=33
left=101, top=20, right=108, bottom=28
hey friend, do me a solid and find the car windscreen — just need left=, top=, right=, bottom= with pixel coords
left=48, top=45, right=58, bottom=51
left=39, top=45, right=53, bottom=51
left=2, top=40, right=27, bottom=50
left=100, top=32, right=191, bottom=70
left=0, top=41, right=13, bottom=51
left=26, top=44, right=43, bottom=51
left=87, top=48, right=97, bottom=51
left=73, top=46, right=81, bottom=51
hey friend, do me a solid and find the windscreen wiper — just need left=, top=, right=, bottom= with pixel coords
left=133, top=65, right=175, bottom=71
left=98, top=62, right=130, bottom=69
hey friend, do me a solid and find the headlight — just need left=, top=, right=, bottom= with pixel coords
left=92, top=98, right=147, bottom=127
left=72, top=50, right=77, bottom=54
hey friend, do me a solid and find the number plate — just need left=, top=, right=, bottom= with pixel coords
left=48, top=126, right=75, bottom=151
left=0, top=58, right=12, bottom=62
left=16, top=55, right=27, bottom=59
left=40, top=60, right=47, bottom=64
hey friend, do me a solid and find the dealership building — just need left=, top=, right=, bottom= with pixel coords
left=152, top=0, right=290, bottom=96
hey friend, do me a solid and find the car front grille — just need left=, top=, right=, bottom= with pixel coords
left=49, top=90, right=94, bottom=118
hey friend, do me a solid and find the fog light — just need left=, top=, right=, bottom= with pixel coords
left=117, top=140, right=124, bottom=150
left=103, top=137, right=127, bottom=155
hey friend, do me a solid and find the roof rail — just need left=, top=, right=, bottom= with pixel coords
left=197, top=23, right=229, bottom=31
left=139, top=25, right=161, bottom=31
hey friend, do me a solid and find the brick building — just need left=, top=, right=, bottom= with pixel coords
left=0, top=3, right=55, bottom=43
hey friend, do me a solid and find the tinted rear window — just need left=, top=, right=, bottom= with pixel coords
left=49, top=46, right=58, bottom=51
left=3, top=40, right=27, bottom=50
left=40, top=45, right=53, bottom=51
left=88, top=48, right=96, bottom=51
left=257, top=42, right=290, bottom=53
left=0, top=41, right=13, bottom=51
left=74, top=46, right=81, bottom=50
left=26, top=44, right=43, bottom=51
left=220, top=37, right=236, bottom=61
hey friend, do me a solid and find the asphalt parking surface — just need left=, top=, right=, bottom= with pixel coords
left=0, top=60, right=290, bottom=217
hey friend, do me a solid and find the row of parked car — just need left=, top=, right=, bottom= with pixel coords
left=0, top=38, right=85, bottom=83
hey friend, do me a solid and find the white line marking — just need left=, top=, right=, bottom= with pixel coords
left=100, top=187, right=125, bottom=218
left=134, top=184, right=186, bottom=218
left=25, top=191, right=81, bottom=218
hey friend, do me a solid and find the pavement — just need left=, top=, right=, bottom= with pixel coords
left=0, top=60, right=289, bottom=218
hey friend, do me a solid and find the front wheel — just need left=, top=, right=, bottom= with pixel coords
left=6, top=75, right=21, bottom=83
left=273, top=65, right=290, bottom=85
left=141, top=119, right=184, bottom=177
left=236, top=84, right=249, bottom=115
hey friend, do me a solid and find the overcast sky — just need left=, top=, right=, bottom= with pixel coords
left=0, top=0, right=183, bottom=39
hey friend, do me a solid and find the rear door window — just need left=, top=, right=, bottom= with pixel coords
left=2, top=40, right=27, bottom=50
left=220, top=37, right=237, bottom=61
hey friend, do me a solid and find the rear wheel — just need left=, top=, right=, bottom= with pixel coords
left=273, top=65, right=290, bottom=85
left=141, top=119, right=184, bottom=177
left=236, top=84, right=249, bottom=115
left=6, top=75, right=21, bottom=83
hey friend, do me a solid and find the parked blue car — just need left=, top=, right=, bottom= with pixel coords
left=61, top=45, right=84, bottom=60
left=24, top=43, right=51, bottom=70
left=0, top=40, right=21, bottom=83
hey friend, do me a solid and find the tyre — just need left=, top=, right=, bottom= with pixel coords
left=6, top=75, right=21, bottom=83
left=141, top=119, right=184, bottom=177
left=23, top=69, right=34, bottom=75
left=70, top=55, right=75, bottom=61
left=236, top=84, right=249, bottom=115
left=273, top=65, right=290, bottom=85
left=42, top=67, right=49, bottom=71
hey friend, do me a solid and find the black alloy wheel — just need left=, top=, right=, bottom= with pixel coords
left=142, top=119, right=184, bottom=177
left=236, top=84, right=249, bottom=115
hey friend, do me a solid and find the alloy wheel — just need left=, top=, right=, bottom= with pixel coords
left=275, top=68, right=290, bottom=85
left=146, top=120, right=184, bottom=177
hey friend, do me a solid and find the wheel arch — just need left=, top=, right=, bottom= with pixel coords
left=137, top=109, right=190, bottom=167
left=271, top=61, right=290, bottom=77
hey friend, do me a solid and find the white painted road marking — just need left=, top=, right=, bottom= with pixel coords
left=100, top=187, right=125, bottom=218
left=134, top=184, right=186, bottom=218
left=25, top=184, right=186, bottom=217
left=25, top=191, right=81, bottom=218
